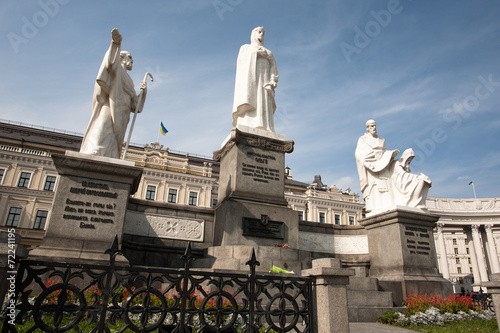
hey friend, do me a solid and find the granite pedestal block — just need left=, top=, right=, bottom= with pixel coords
left=29, top=151, right=143, bottom=264
left=359, top=208, right=453, bottom=306
left=214, top=127, right=294, bottom=206
left=211, top=128, right=299, bottom=270
left=213, top=199, right=298, bottom=249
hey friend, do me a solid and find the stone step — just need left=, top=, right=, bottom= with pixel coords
left=348, top=306, right=406, bottom=322
left=347, top=276, right=381, bottom=291
left=347, top=290, right=394, bottom=307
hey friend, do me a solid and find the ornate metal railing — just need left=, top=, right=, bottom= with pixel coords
left=2, top=238, right=314, bottom=332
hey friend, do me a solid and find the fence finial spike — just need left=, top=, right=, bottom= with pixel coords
left=105, top=235, right=122, bottom=262
left=181, top=242, right=196, bottom=265
left=246, top=248, right=260, bottom=269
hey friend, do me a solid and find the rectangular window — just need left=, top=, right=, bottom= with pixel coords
left=454, top=248, right=459, bottom=255
left=6, top=207, right=22, bottom=227
left=349, top=216, right=355, bottom=225
left=470, top=267, right=473, bottom=273
left=145, top=185, right=156, bottom=200
left=17, top=172, right=31, bottom=188
left=452, top=238, right=457, bottom=245
left=458, top=277, right=464, bottom=283
left=44, top=176, right=57, bottom=191
left=167, top=189, right=177, bottom=203
left=456, top=258, right=460, bottom=264
left=468, top=258, right=471, bottom=264
left=457, top=267, right=462, bottom=274
left=33, top=210, right=48, bottom=230
left=297, top=211, right=304, bottom=222
left=319, top=212, right=325, bottom=223
left=0, top=169, right=4, bottom=184
left=188, top=192, right=198, bottom=206
left=212, top=199, right=218, bottom=209
left=466, top=248, right=470, bottom=254
left=334, top=214, right=341, bottom=225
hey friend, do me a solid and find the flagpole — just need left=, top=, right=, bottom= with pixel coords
left=472, top=183, right=477, bottom=199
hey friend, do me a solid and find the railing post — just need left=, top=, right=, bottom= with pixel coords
left=179, top=243, right=195, bottom=332
left=302, top=258, right=354, bottom=333
left=245, top=249, right=260, bottom=333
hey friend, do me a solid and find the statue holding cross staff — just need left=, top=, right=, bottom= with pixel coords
left=80, top=28, right=151, bottom=159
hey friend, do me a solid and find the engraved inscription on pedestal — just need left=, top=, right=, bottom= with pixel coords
left=62, top=180, right=119, bottom=230
left=242, top=216, right=284, bottom=239
left=125, top=211, right=205, bottom=242
left=404, top=226, right=431, bottom=256
left=242, top=149, right=281, bottom=185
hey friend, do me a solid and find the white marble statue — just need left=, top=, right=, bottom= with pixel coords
left=355, top=120, right=431, bottom=214
left=80, top=28, right=147, bottom=159
left=232, top=26, right=279, bottom=132
left=390, top=148, right=431, bottom=208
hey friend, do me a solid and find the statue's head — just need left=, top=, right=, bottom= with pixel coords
left=120, top=51, right=133, bottom=71
left=400, top=148, right=415, bottom=172
left=365, top=119, right=377, bottom=136
left=251, top=26, right=265, bottom=45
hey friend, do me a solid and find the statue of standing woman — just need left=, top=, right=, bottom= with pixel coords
left=232, top=27, right=279, bottom=132
left=80, top=28, right=148, bottom=159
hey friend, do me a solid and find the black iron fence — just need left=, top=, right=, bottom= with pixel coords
left=2, top=238, right=314, bottom=332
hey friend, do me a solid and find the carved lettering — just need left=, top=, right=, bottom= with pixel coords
left=80, top=222, right=95, bottom=229
left=405, top=226, right=431, bottom=256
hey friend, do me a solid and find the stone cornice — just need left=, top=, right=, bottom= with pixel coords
left=0, top=185, right=55, bottom=199
left=213, top=128, right=294, bottom=161
left=359, top=208, right=439, bottom=229
left=427, top=196, right=500, bottom=214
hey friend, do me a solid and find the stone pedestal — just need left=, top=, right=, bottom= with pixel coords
left=29, top=151, right=142, bottom=264
left=210, top=128, right=298, bottom=272
left=482, top=273, right=500, bottom=323
left=302, top=258, right=354, bottom=333
left=359, top=208, right=453, bottom=306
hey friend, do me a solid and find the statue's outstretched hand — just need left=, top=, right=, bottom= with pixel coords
left=140, top=80, right=147, bottom=91
left=111, top=28, right=122, bottom=45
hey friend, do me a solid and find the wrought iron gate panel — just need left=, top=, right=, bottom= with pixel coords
left=2, top=241, right=314, bottom=333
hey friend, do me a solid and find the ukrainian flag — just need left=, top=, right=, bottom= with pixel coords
left=160, top=122, right=168, bottom=135
left=468, top=181, right=474, bottom=186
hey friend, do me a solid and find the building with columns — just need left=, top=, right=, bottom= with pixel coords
left=428, top=197, right=500, bottom=292
left=1, top=120, right=499, bottom=292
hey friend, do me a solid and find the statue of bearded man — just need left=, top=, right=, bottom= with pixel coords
left=80, top=28, right=147, bottom=159
left=232, top=26, right=279, bottom=132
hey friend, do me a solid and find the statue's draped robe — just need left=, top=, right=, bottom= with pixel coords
left=355, top=133, right=398, bottom=212
left=80, top=42, right=139, bottom=159
left=390, top=149, right=431, bottom=207
left=232, top=43, right=278, bottom=132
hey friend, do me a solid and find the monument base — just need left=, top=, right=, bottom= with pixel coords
left=210, top=128, right=299, bottom=271
left=195, top=245, right=306, bottom=274
left=359, top=208, right=453, bottom=306
left=213, top=199, right=299, bottom=249
left=29, top=151, right=143, bottom=264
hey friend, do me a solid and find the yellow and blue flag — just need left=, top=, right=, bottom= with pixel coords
left=468, top=181, right=474, bottom=186
left=160, top=122, right=168, bottom=135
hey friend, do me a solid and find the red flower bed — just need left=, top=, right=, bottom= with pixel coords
left=404, top=291, right=479, bottom=315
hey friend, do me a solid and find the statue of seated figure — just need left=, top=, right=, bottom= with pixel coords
left=355, top=120, right=432, bottom=214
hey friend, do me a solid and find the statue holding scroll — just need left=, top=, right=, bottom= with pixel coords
left=355, top=120, right=431, bottom=214
left=80, top=28, right=149, bottom=159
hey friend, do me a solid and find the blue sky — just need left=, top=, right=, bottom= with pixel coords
left=1, top=0, right=500, bottom=199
